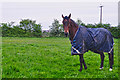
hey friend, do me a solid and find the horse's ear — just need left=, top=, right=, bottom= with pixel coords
left=68, top=13, right=71, bottom=18
left=62, top=14, right=64, bottom=18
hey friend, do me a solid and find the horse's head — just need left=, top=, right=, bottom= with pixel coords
left=62, top=14, right=71, bottom=37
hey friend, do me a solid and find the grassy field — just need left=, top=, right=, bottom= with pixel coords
left=0, top=37, right=2, bottom=79
left=2, top=37, right=119, bottom=78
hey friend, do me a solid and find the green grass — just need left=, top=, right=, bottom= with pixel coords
left=0, top=37, right=2, bottom=80
left=2, top=37, right=119, bottom=78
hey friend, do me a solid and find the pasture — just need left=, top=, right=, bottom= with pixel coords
left=2, top=37, right=118, bottom=78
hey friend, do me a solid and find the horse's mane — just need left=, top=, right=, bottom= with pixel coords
left=70, top=19, right=79, bottom=28
left=69, top=19, right=79, bottom=41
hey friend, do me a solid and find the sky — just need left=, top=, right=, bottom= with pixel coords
left=0, top=0, right=119, bottom=30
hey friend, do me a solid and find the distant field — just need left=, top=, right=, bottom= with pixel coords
left=2, top=37, right=119, bottom=78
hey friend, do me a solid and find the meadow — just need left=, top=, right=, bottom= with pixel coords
left=2, top=37, right=119, bottom=78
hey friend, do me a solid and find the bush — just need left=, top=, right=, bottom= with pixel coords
left=108, top=27, right=120, bottom=38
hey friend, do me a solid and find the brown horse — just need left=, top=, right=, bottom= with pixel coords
left=62, top=14, right=114, bottom=72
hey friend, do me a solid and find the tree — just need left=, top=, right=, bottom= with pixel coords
left=1, top=23, right=13, bottom=37
left=86, top=24, right=95, bottom=28
left=76, top=18, right=82, bottom=26
left=49, top=19, right=63, bottom=37
left=19, top=19, right=42, bottom=37
left=76, top=19, right=86, bottom=27
left=20, top=19, right=36, bottom=33
left=33, top=24, right=42, bottom=37
left=13, top=25, right=25, bottom=37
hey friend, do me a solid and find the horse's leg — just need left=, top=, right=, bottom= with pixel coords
left=100, top=52, right=105, bottom=69
left=82, top=55, right=87, bottom=70
left=111, top=49, right=114, bottom=65
left=108, top=50, right=113, bottom=71
left=79, top=54, right=83, bottom=72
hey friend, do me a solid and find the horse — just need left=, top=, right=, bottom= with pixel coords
left=62, top=14, right=114, bottom=72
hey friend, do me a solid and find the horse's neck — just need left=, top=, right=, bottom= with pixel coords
left=69, top=19, right=78, bottom=41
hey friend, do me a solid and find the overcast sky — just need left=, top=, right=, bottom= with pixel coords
left=0, top=0, right=119, bottom=30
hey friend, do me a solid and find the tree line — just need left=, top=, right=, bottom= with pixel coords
left=0, top=19, right=120, bottom=38
left=0, top=19, right=42, bottom=37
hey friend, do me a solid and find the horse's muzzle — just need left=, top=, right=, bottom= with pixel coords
left=64, top=33, right=68, bottom=37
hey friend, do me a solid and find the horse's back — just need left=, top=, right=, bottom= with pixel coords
left=87, top=27, right=114, bottom=52
left=88, top=28, right=112, bottom=38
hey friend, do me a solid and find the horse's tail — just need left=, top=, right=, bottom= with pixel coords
left=108, top=48, right=114, bottom=65
left=108, top=36, right=114, bottom=65
left=109, top=46, right=114, bottom=65
left=110, top=38, right=114, bottom=65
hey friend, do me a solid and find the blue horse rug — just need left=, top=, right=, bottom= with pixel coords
left=71, top=26, right=114, bottom=55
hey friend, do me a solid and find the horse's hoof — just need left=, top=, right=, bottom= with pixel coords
left=85, top=66, right=87, bottom=70
left=109, top=68, right=112, bottom=71
left=99, top=67, right=103, bottom=70
left=79, top=69, right=82, bottom=72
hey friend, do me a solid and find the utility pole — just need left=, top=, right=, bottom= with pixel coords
left=100, top=5, right=103, bottom=24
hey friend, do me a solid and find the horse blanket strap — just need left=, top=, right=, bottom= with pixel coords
left=71, top=25, right=114, bottom=55
left=72, top=47, right=81, bottom=54
left=108, top=43, right=115, bottom=54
